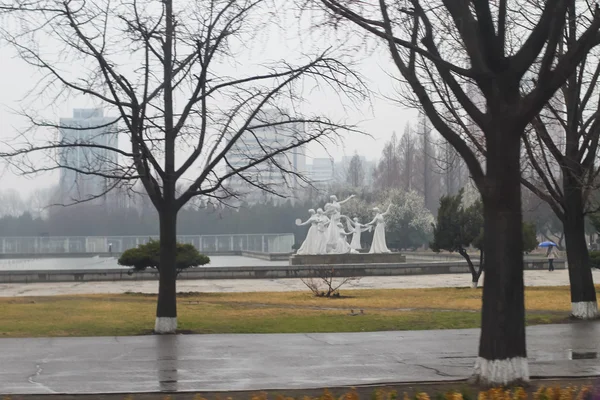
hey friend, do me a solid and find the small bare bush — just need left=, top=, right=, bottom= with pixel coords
left=300, top=268, right=361, bottom=297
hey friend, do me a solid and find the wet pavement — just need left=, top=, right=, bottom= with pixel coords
left=1, top=322, right=599, bottom=394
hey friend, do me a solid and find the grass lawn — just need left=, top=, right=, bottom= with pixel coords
left=0, top=285, right=597, bottom=338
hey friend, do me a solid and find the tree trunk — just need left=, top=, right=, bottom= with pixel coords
left=155, top=0, right=177, bottom=334
left=563, top=177, right=598, bottom=319
left=155, top=207, right=178, bottom=333
left=558, top=233, right=564, bottom=249
left=473, top=133, right=528, bottom=385
left=474, top=249, right=484, bottom=289
left=458, top=248, right=479, bottom=288
left=479, top=249, right=484, bottom=277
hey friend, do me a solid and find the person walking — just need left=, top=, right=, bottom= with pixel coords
left=547, top=245, right=558, bottom=271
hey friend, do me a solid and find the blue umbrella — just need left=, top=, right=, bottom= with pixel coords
left=539, top=241, right=557, bottom=248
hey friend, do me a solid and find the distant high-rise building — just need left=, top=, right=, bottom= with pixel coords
left=59, top=108, right=119, bottom=205
left=310, top=157, right=335, bottom=187
left=225, top=109, right=307, bottom=204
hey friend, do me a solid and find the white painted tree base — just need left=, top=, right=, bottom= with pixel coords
left=154, top=317, right=177, bottom=334
left=571, top=301, right=598, bottom=320
left=471, top=281, right=478, bottom=289
left=472, top=357, right=529, bottom=386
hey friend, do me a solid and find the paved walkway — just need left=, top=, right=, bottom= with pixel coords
left=2, top=269, right=598, bottom=297
left=1, top=322, right=599, bottom=394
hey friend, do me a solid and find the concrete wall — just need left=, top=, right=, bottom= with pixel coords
left=405, top=251, right=553, bottom=262
left=0, top=252, right=119, bottom=259
left=0, top=250, right=293, bottom=259
left=0, top=233, right=295, bottom=254
left=240, top=251, right=291, bottom=261
left=0, top=259, right=565, bottom=283
left=290, top=253, right=407, bottom=265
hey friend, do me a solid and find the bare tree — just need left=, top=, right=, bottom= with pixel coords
left=398, top=123, right=416, bottom=191
left=520, top=9, right=600, bottom=319
left=346, top=152, right=365, bottom=187
left=300, top=267, right=360, bottom=297
left=27, top=185, right=59, bottom=219
left=522, top=188, right=565, bottom=247
left=415, top=112, right=439, bottom=213
left=373, top=131, right=402, bottom=190
left=0, top=0, right=364, bottom=333
left=428, top=131, right=470, bottom=199
left=0, top=189, right=27, bottom=217
left=316, top=0, right=600, bottom=385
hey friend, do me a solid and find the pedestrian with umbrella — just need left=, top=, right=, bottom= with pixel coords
left=539, top=241, right=558, bottom=271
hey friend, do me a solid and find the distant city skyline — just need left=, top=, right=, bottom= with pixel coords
left=224, top=109, right=380, bottom=204
left=0, top=104, right=385, bottom=199
left=0, top=9, right=417, bottom=197
left=58, top=108, right=119, bottom=206
left=225, top=109, right=308, bottom=205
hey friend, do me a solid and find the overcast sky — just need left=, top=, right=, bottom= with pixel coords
left=0, top=3, right=417, bottom=197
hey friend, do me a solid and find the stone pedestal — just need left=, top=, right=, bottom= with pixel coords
left=289, top=252, right=406, bottom=266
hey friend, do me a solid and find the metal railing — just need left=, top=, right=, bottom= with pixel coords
left=0, top=234, right=295, bottom=254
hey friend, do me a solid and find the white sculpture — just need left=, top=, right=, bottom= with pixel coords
left=325, top=194, right=355, bottom=253
left=295, top=209, right=320, bottom=255
left=315, top=208, right=330, bottom=254
left=346, top=217, right=371, bottom=251
left=293, top=196, right=365, bottom=255
left=329, top=222, right=355, bottom=254
left=367, top=204, right=393, bottom=253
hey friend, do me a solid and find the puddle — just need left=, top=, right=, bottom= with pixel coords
left=531, top=350, right=599, bottom=362
left=569, top=350, right=598, bottom=360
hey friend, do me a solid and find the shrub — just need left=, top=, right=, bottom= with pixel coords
left=383, top=189, right=435, bottom=250
left=118, top=240, right=210, bottom=273
left=589, top=251, right=600, bottom=269
left=300, top=268, right=361, bottom=297
left=522, top=222, right=538, bottom=254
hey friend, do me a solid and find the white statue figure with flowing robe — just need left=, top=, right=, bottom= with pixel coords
left=367, top=204, right=393, bottom=253
left=295, top=209, right=320, bottom=255
left=329, top=222, right=354, bottom=254
left=315, top=208, right=330, bottom=254
left=345, top=217, right=371, bottom=251
left=325, top=194, right=355, bottom=252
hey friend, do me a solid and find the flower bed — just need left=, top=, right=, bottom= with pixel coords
left=9, top=385, right=597, bottom=400
left=194, top=386, right=599, bottom=400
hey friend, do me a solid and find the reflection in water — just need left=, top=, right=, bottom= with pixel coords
left=157, top=335, right=179, bottom=392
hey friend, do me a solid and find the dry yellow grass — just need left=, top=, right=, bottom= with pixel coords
left=0, top=285, right=595, bottom=337
left=177, top=284, right=600, bottom=312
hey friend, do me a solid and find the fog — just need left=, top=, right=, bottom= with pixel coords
left=0, top=1, right=416, bottom=197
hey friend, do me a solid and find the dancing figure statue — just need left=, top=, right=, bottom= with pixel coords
left=315, top=208, right=330, bottom=254
left=329, top=222, right=354, bottom=254
left=295, top=209, right=320, bottom=255
left=367, top=204, right=393, bottom=253
left=345, top=217, right=371, bottom=251
left=325, top=194, right=355, bottom=252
